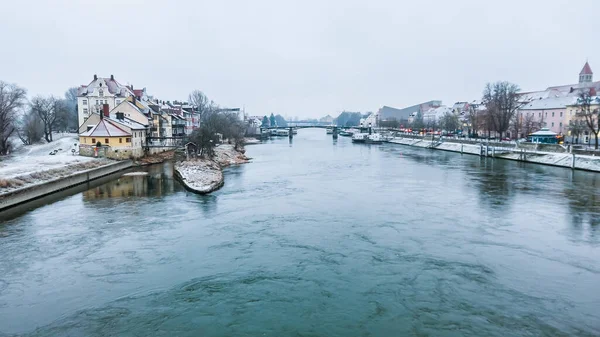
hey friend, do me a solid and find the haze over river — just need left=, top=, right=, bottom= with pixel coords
left=1, top=129, right=599, bottom=336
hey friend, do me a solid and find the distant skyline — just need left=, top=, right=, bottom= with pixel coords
left=2, top=0, right=599, bottom=119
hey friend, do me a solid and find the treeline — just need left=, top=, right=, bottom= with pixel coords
left=0, top=81, right=78, bottom=155
left=187, top=90, right=246, bottom=157
left=261, top=113, right=287, bottom=127
left=334, top=111, right=363, bottom=127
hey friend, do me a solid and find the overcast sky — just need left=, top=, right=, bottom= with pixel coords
left=2, top=0, right=599, bottom=119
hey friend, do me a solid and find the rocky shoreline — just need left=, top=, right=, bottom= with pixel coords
left=174, top=145, right=249, bottom=194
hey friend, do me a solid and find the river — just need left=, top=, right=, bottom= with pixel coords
left=1, top=128, right=599, bottom=336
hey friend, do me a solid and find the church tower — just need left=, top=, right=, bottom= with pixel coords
left=579, top=61, right=593, bottom=84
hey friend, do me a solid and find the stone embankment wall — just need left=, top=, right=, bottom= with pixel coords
left=0, top=160, right=132, bottom=211
left=388, top=137, right=600, bottom=172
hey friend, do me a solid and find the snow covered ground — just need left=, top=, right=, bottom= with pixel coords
left=174, top=145, right=250, bottom=194
left=0, top=133, right=96, bottom=179
left=389, top=136, right=600, bottom=172
left=175, top=160, right=224, bottom=194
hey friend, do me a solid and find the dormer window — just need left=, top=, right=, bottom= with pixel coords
left=99, top=89, right=104, bottom=97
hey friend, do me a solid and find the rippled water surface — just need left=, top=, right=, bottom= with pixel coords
left=1, top=129, right=600, bottom=336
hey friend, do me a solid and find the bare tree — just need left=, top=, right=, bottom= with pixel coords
left=467, top=104, right=481, bottom=137
left=188, top=90, right=211, bottom=121
left=482, top=81, right=521, bottom=139
left=64, top=87, right=79, bottom=130
left=574, top=90, right=600, bottom=149
left=31, top=96, right=67, bottom=142
left=567, top=119, right=585, bottom=144
left=17, top=110, right=44, bottom=145
left=522, top=112, right=540, bottom=138
left=0, top=81, right=27, bottom=155
left=510, top=112, right=523, bottom=139
left=439, top=112, right=460, bottom=133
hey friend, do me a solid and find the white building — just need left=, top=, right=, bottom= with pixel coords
left=359, top=112, right=378, bottom=127
left=422, top=106, right=453, bottom=126
left=77, top=74, right=134, bottom=128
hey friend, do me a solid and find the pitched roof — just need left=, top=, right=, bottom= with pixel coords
left=530, top=128, right=557, bottom=136
left=109, top=116, right=147, bottom=130
left=520, top=96, right=576, bottom=110
left=78, top=76, right=134, bottom=97
left=80, top=119, right=131, bottom=137
left=580, top=62, right=593, bottom=75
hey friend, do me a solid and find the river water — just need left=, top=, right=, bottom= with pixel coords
left=1, top=128, right=599, bottom=336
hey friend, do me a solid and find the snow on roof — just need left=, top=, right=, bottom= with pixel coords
left=520, top=96, right=576, bottom=110
left=569, top=95, right=600, bottom=106
left=546, top=81, right=600, bottom=93
left=78, top=76, right=134, bottom=97
left=80, top=119, right=131, bottom=137
left=530, top=128, right=557, bottom=136
left=518, top=89, right=567, bottom=102
left=110, top=116, right=147, bottom=130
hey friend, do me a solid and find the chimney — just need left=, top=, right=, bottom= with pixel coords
left=93, top=74, right=97, bottom=81
left=110, top=74, right=114, bottom=80
left=103, top=103, right=110, bottom=118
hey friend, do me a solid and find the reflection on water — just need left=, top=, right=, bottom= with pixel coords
left=83, top=162, right=182, bottom=201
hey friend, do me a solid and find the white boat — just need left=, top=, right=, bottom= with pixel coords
left=351, top=133, right=368, bottom=143
left=366, top=133, right=383, bottom=144
left=274, top=129, right=289, bottom=136
left=292, top=128, right=298, bottom=135
left=326, top=126, right=334, bottom=134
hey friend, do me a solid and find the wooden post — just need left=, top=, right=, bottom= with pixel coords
left=572, top=154, right=576, bottom=169
left=461, top=143, right=463, bottom=154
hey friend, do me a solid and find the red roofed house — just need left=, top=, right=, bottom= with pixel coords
left=79, top=104, right=146, bottom=159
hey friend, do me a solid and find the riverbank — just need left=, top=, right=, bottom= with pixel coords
left=0, top=160, right=133, bottom=211
left=174, top=145, right=249, bottom=194
left=388, top=137, right=600, bottom=172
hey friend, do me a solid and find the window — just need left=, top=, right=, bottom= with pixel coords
left=92, top=138, right=96, bottom=144
left=539, top=112, right=541, bottom=117
left=551, top=122, right=554, bottom=127
left=83, top=108, right=88, bottom=114
left=560, top=122, right=562, bottom=128
left=99, top=89, right=104, bottom=97
left=119, top=138, right=122, bottom=143
left=83, top=100, right=87, bottom=105
left=126, top=138, right=131, bottom=143
left=96, top=100, right=99, bottom=105
left=560, top=111, right=563, bottom=117
left=545, top=112, right=548, bottom=117
left=552, top=112, right=555, bottom=117
left=105, top=138, right=109, bottom=144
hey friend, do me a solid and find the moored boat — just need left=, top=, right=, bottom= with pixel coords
left=351, top=133, right=368, bottom=143
left=366, top=133, right=383, bottom=144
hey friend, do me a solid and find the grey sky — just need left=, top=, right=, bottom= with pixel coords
left=2, top=0, right=599, bottom=119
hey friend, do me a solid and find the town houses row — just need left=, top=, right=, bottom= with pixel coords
left=361, top=61, right=600, bottom=144
left=76, top=74, right=243, bottom=159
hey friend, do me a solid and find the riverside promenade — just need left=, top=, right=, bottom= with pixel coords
left=387, top=135, right=600, bottom=172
